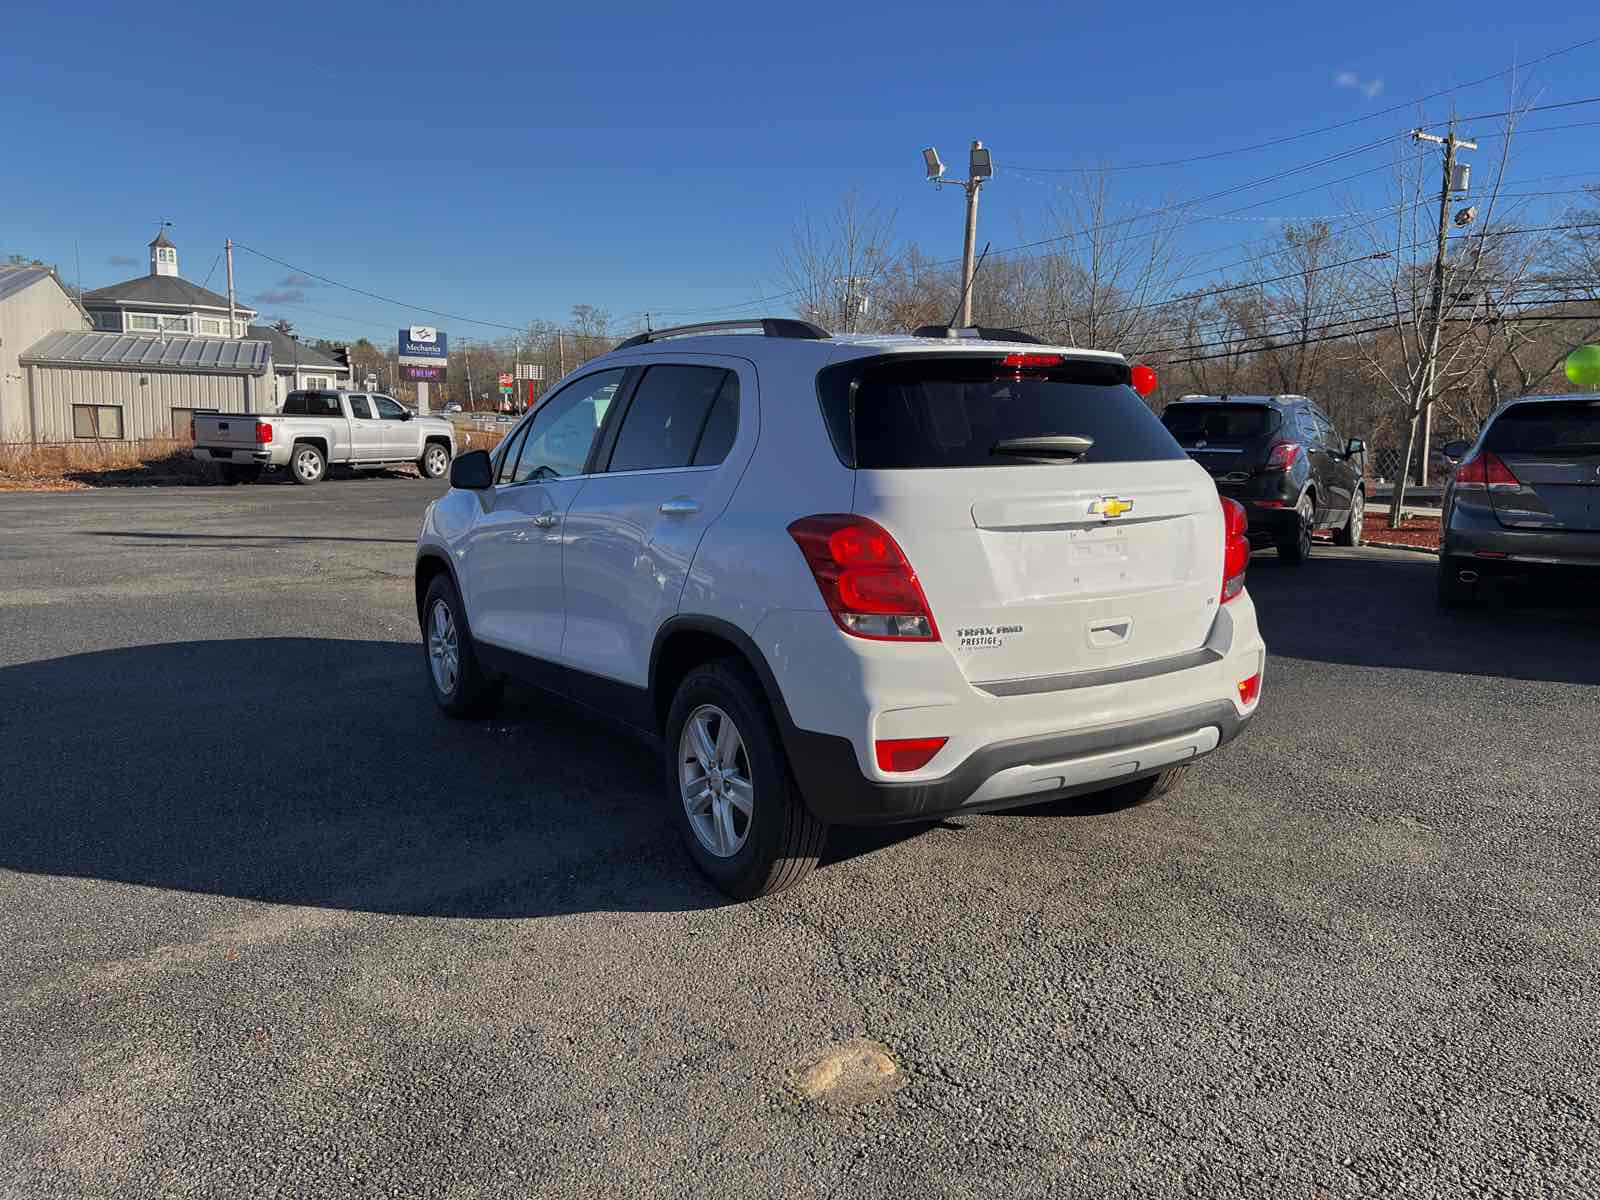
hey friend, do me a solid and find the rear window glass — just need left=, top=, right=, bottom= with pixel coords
left=283, top=392, right=341, bottom=417
left=1484, top=401, right=1600, bottom=454
left=1161, top=404, right=1279, bottom=441
left=817, top=355, right=1184, bottom=469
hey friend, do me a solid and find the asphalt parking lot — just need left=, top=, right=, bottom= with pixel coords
left=2, top=478, right=1598, bottom=1199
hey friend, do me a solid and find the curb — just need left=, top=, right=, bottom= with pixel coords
left=1363, top=540, right=1440, bottom=556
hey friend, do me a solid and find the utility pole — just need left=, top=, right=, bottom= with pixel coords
left=462, top=336, right=475, bottom=410
left=226, top=239, right=244, bottom=409
left=1411, top=124, right=1475, bottom=490
left=922, top=140, right=994, bottom=327
left=557, top=329, right=565, bottom=377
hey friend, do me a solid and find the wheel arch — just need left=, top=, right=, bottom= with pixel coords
left=414, top=550, right=461, bottom=625
left=292, top=434, right=329, bottom=458
left=649, top=616, right=793, bottom=738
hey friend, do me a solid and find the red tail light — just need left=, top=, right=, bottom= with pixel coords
left=1130, top=364, right=1158, bottom=398
left=254, top=421, right=273, bottom=444
left=1221, top=496, right=1249, bottom=604
left=875, top=736, right=948, bottom=773
left=1264, top=441, right=1302, bottom=470
left=1453, top=449, right=1519, bottom=490
left=787, top=515, right=939, bottom=641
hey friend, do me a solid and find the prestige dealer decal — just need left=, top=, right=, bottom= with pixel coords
left=957, top=624, right=1022, bottom=649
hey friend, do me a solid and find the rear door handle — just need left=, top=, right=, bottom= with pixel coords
left=659, top=498, right=701, bottom=516
left=531, top=510, right=559, bottom=528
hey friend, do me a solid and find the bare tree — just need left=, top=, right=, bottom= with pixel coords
left=780, top=192, right=900, bottom=333
left=1343, top=106, right=1534, bottom=526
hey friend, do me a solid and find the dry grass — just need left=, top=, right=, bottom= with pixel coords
left=0, top=439, right=216, bottom=491
left=1, top=428, right=509, bottom=492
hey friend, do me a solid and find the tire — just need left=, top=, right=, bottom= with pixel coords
left=421, top=574, right=503, bottom=717
left=289, top=442, right=327, bottom=486
left=419, top=441, right=451, bottom=479
left=1437, top=555, right=1478, bottom=611
left=1275, top=492, right=1314, bottom=564
left=1333, top=488, right=1364, bottom=547
left=664, top=659, right=828, bottom=900
left=1098, top=764, right=1190, bottom=809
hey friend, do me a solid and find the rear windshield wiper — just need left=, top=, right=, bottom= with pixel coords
left=990, top=435, right=1094, bottom=459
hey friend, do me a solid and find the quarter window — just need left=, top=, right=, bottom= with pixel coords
left=607, top=366, right=738, bottom=472
left=72, top=405, right=124, bottom=439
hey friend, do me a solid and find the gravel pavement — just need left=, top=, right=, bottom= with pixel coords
left=2, top=477, right=1597, bottom=1199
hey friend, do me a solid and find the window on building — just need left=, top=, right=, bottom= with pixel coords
left=304, top=375, right=331, bottom=390
left=169, top=407, right=217, bottom=440
left=234, top=321, right=248, bottom=337
left=129, top=314, right=159, bottom=331
left=199, top=318, right=224, bottom=335
left=94, top=311, right=121, bottom=331
left=157, top=248, right=176, bottom=265
left=161, top=315, right=191, bottom=334
left=72, top=405, right=124, bottom=439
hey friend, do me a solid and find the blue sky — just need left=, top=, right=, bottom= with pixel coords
left=2, top=1, right=1596, bottom=345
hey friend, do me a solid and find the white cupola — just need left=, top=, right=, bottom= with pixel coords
left=149, top=228, right=178, bottom=277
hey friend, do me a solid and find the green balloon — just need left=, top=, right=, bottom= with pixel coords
left=1566, top=344, right=1600, bottom=388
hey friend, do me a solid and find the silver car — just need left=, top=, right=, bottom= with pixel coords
left=1438, top=393, right=1600, bottom=607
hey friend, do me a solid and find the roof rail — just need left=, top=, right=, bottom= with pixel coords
left=614, top=318, right=831, bottom=350
left=911, top=325, right=1045, bottom=345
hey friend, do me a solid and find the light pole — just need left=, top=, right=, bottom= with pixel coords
left=923, top=140, right=993, bottom=327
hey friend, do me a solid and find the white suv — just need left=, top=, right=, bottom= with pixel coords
left=414, top=319, right=1265, bottom=898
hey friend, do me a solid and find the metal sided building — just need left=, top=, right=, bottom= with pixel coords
left=0, top=264, right=91, bottom=442
left=17, top=331, right=273, bottom=441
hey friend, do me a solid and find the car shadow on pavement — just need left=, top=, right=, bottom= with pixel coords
left=1244, top=549, right=1600, bottom=685
left=0, top=638, right=911, bottom=919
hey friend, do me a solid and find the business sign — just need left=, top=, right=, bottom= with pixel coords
left=497, top=372, right=514, bottom=386
left=514, top=363, right=543, bottom=381
left=398, top=325, right=448, bottom=366
left=400, top=362, right=447, bottom=383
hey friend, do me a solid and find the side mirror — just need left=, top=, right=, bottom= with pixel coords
left=450, top=449, right=493, bottom=490
left=1441, top=439, right=1470, bottom=461
left=401, top=409, right=413, bottom=421
left=1345, top=437, right=1366, bottom=457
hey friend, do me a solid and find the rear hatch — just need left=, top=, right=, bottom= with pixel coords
left=192, top=412, right=261, bottom=450
left=823, top=352, right=1224, bottom=686
left=1485, top=399, right=1600, bottom=532
left=1159, top=402, right=1281, bottom=488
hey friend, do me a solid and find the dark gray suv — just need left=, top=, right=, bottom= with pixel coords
left=1438, top=393, right=1600, bottom=608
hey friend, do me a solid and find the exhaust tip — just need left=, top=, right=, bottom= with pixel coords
left=1458, top=570, right=1479, bottom=583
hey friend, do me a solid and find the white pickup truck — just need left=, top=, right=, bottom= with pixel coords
left=193, top=390, right=457, bottom=484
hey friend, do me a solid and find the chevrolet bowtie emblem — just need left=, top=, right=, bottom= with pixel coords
left=1089, top=497, right=1134, bottom=519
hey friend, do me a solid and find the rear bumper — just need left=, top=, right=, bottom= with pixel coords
left=1443, top=504, right=1600, bottom=570
left=786, top=700, right=1252, bottom=825
left=1241, top=501, right=1298, bottom=541
left=195, top=447, right=271, bottom=464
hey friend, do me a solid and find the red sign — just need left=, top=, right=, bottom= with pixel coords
left=497, top=372, right=514, bottom=386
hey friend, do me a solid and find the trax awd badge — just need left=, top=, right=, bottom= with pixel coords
left=1089, top=496, right=1134, bottom=519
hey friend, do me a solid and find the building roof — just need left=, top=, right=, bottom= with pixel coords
left=81, top=273, right=257, bottom=314
left=247, top=324, right=348, bottom=372
left=149, top=229, right=176, bottom=249
left=20, top=330, right=272, bottom=374
left=0, top=265, right=55, bottom=304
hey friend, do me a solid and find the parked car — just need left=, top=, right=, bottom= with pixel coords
left=413, top=319, right=1266, bottom=898
left=1160, top=394, right=1366, bottom=563
left=193, top=390, right=456, bottom=484
left=1437, top=393, right=1600, bottom=608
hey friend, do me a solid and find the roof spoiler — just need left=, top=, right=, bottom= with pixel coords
left=911, top=325, right=1045, bottom=345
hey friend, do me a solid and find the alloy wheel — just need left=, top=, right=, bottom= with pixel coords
left=678, top=704, right=754, bottom=858
left=294, top=448, right=322, bottom=482
left=1297, top=495, right=1314, bottom=558
left=425, top=446, right=448, bottom=477
left=427, top=598, right=459, bottom=695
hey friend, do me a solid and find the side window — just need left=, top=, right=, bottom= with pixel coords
left=496, top=421, right=531, bottom=484
left=348, top=395, right=373, bottom=419
left=512, top=369, right=625, bottom=482
left=1295, top=410, right=1321, bottom=444
left=1317, top=413, right=1342, bottom=451
left=692, top=374, right=740, bottom=466
left=607, top=365, right=736, bottom=473
left=372, top=396, right=407, bottom=421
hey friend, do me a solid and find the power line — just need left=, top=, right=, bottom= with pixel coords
left=1003, top=34, right=1600, bottom=173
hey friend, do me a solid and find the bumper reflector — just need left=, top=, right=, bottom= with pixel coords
left=1237, top=673, right=1261, bottom=707
left=875, top=736, right=948, bottom=773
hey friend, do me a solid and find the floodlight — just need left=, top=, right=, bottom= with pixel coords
left=1454, top=205, right=1478, bottom=227
left=923, top=147, right=945, bottom=180
left=969, top=140, right=993, bottom=180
